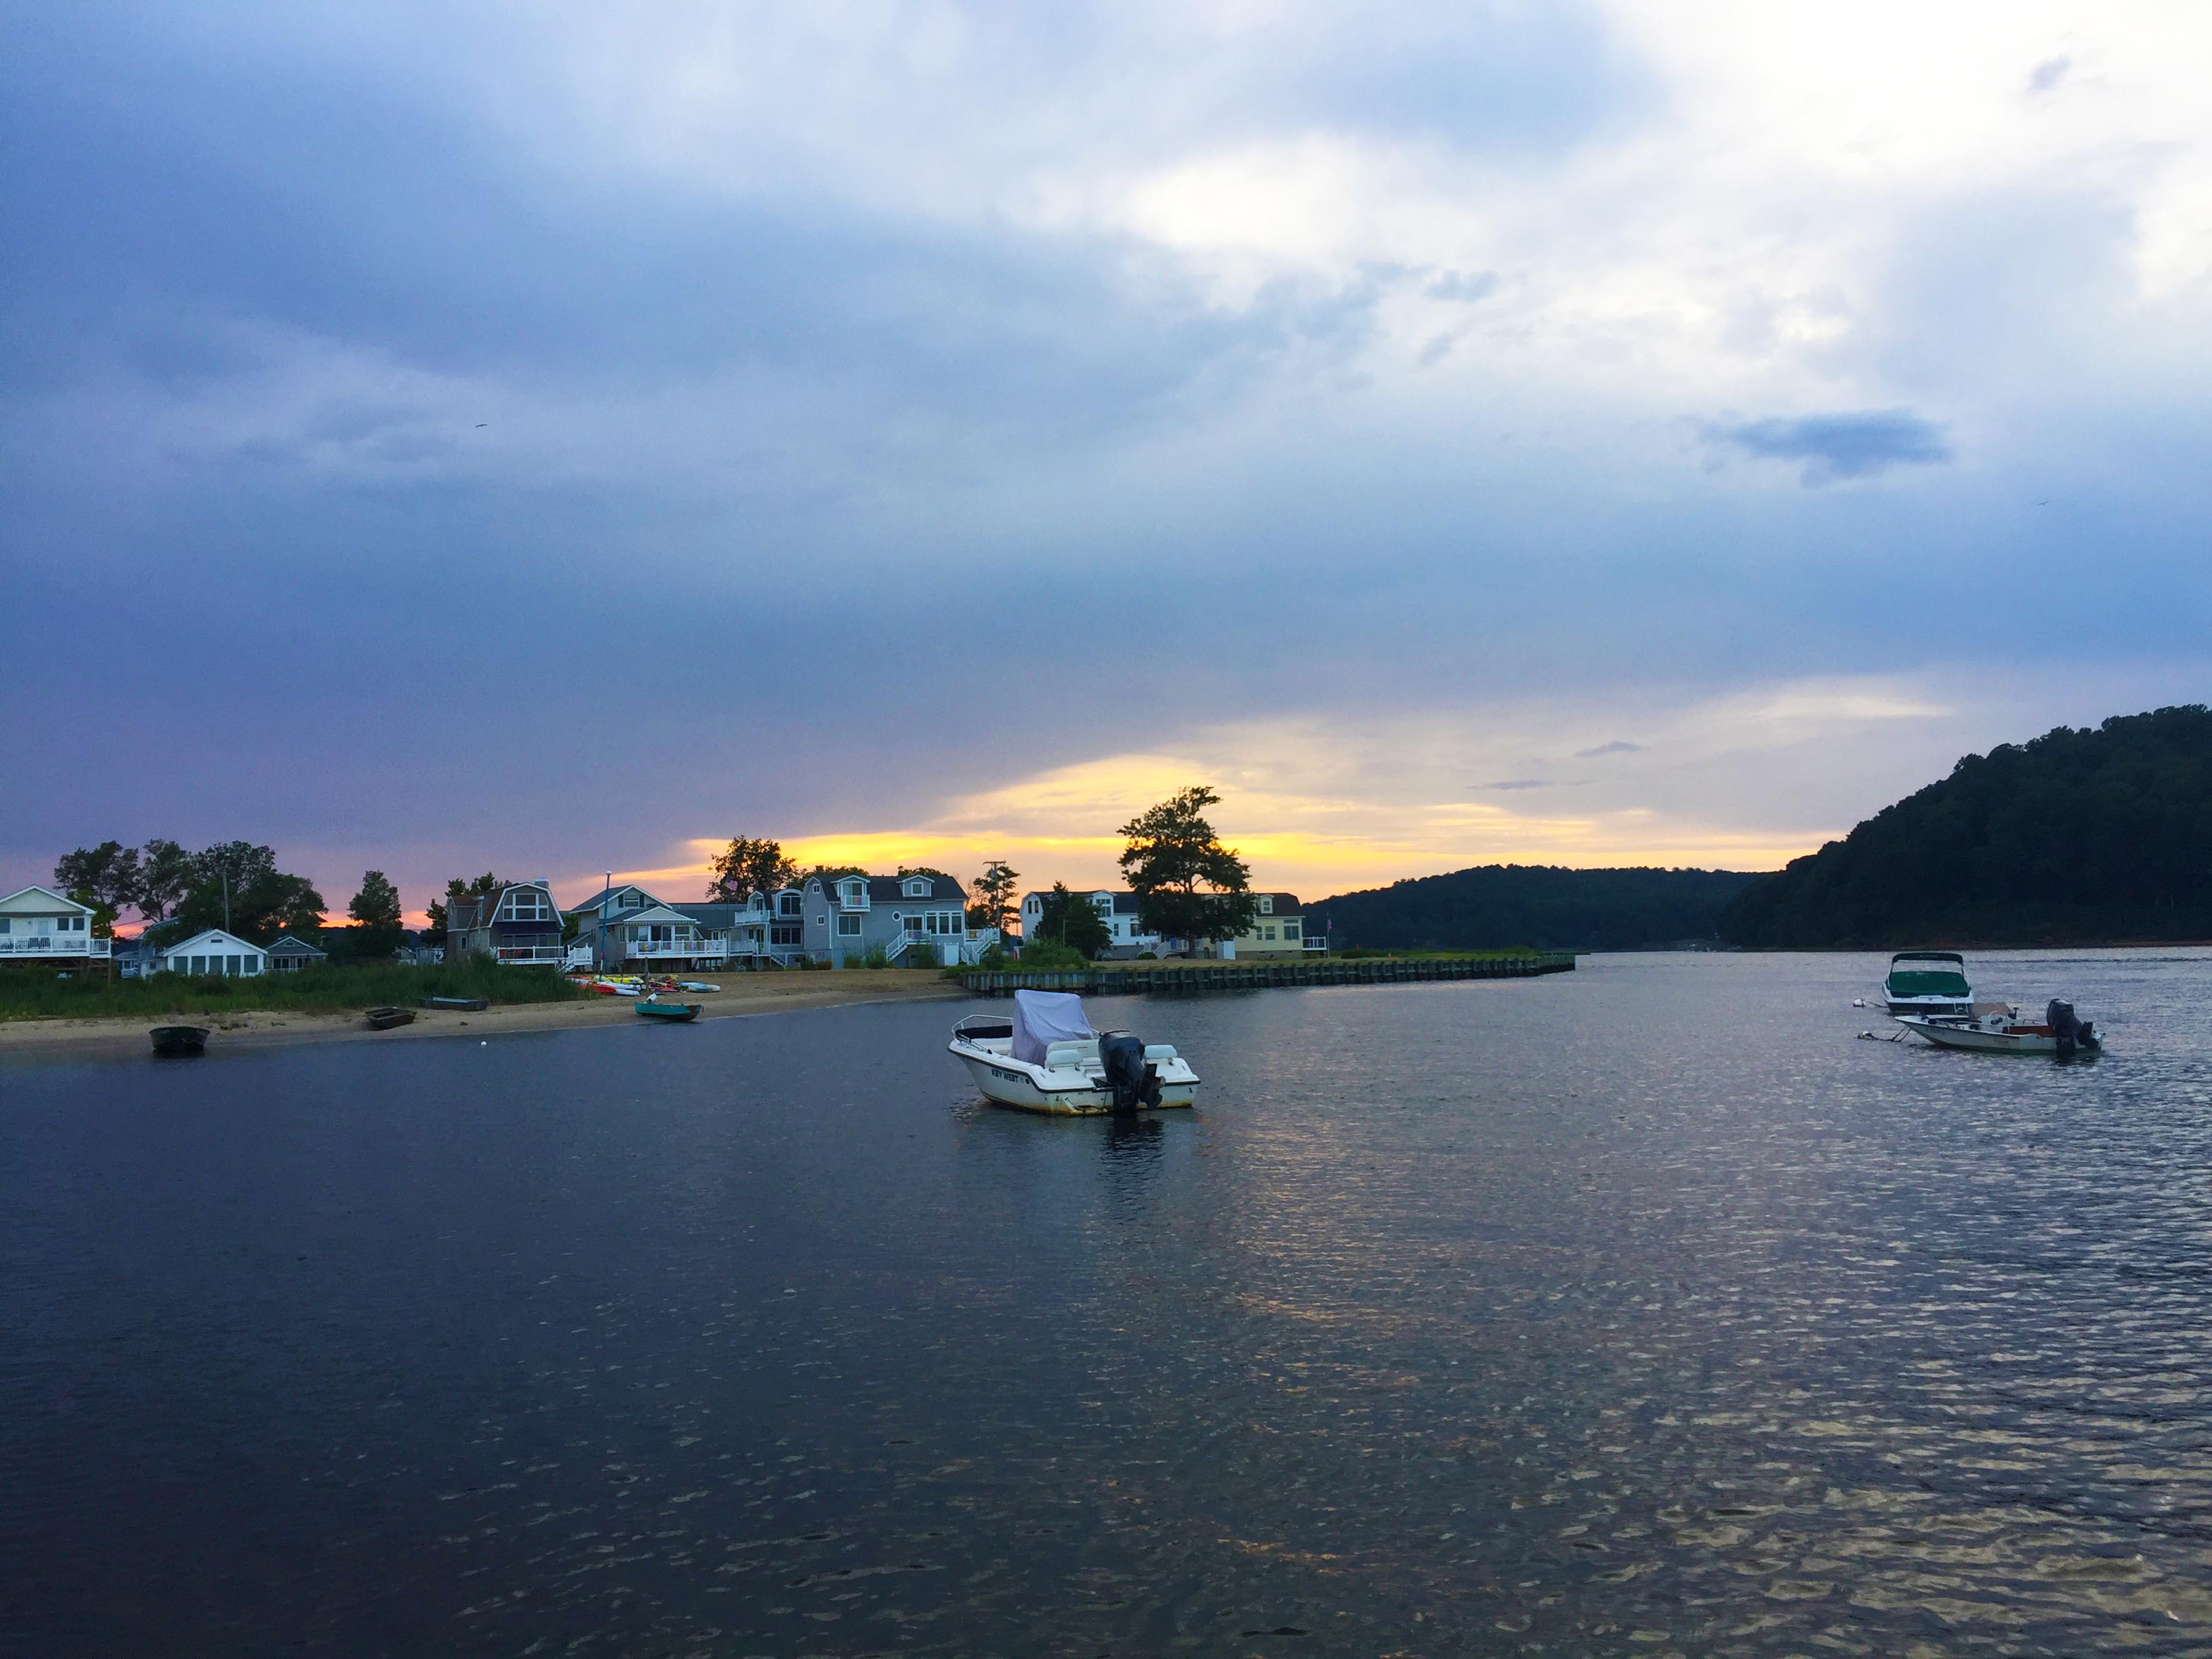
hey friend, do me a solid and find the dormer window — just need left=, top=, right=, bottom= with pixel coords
left=1258, top=895, right=1273, bottom=915
left=904, top=878, right=930, bottom=898
left=500, top=888, right=551, bottom=922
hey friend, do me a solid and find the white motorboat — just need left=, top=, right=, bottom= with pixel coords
left=948, top=990, right=1199, bottom=1115
left=1893, top=998, right=2102, bottom=1057
left=1882, top=950, right=1974, bottom=1017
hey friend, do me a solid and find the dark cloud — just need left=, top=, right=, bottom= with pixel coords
left=1704, top=409, right=1953, bottom=485
left=1479, top=779, right=1555, bottom=791
left=2027, top=56, right=2071, bottom=94
left=1575, top=741, right=1641, bottom=758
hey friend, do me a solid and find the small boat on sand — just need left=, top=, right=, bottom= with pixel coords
left=948, top=989, right=1198, bottom=1115
left=1894, top=998, right=2102, bottom=1057
left=363, top=1006, right=415, bottom=1030
left=675, top=981, right=722, bottom=994
left=1883, top=951, right=1974, bottom=1017
left=422, top=995, right=489, bottom=1011
left=150, top=1025, right=209, bottom=1057
left=636, top=1000, right=700, bottom=1022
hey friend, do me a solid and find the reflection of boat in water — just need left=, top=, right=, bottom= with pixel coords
left=1895, top=999, right=2102, bottom=1057
left=1883, top=951, right=1973, bottom=1017
left=949, top=990, right=1198, bottom=1115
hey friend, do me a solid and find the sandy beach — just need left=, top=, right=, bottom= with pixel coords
left=0, top=971, right=966, bottom=1062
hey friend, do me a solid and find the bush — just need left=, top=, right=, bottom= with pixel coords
left=0, top=957, right=588, bottom=1021
left=1015, top=939, right=1087, bottom=970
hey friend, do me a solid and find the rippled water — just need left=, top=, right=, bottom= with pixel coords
left=5, top=950, right=2212, bottom=1656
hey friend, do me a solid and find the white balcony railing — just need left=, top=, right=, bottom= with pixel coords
left=495, top=944, right=567, bottom=964
left=626, top=937, right=725, bottom=959
left=0, top=935, right=111, bottom=957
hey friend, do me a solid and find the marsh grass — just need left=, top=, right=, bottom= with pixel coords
left=0, top=957, right=588, bottom=1021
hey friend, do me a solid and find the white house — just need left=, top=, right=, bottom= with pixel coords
left=0, top=886, right=111, bottom=965
left=161, top=928, right=269, bottom=977
left=1017, top=890, right=1162, bottom=959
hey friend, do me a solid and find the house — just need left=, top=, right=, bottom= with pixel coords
left=113, top=934, right=163, bottom=977
left=800, top=872, right=970, bottom=966
left=447, top=878, right=567, bottom=966
left=672, top=899, right=775, bottom=968
left=0, top=886, right=112, bottom=968
left=1017, top=890, right=1162, bottom=959
left=160, top=928, right=269, bottom=977
left=565, top=882, right=731, bottom=972
left=1225, top=893, right=1311, bottom=958
left=266, top=935, right=328, bottom=973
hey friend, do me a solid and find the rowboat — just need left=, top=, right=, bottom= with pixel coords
left=636, top=1000, right=700, bottom=1022
left=947, top=990, right=1198, bottom=1115
left=150, top=1025, right=209, bottom=1057
left=422, top=995, right=489, bottom=1011
left=363, top=1006, right=415, bottom=1030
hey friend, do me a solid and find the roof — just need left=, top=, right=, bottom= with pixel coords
left=1021, top=889, right=1146, bottom=916
left=567, top=883, right=668, bottom=918
left=161, top=929, right=266, bottom=955
left=0, top=884, right=90, bottom=914
left=808, top=873, right=968, bottom=903
left=266, top=935, right=327, bottom=957
left=1253, top=892, right=1303, bottom=915
left=676, top=903, right=764, bottom=926
left=449, top=881, right=558, bottom=931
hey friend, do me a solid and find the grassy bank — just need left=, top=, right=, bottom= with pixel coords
left=0, top=960, right=588, bottom=1022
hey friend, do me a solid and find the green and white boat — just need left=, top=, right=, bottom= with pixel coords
left=1883, top=951, right=1973, bottom=1017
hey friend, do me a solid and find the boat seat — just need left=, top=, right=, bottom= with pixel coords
left=1143, top=1044, right=1178, bottom=1063
left=1043, top=1040, right=1096, bottom=1071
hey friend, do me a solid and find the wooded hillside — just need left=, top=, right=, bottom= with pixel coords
left=1307, top=865, right=1760, bottom=952
left=1719, top=705, right=2212, bottom=947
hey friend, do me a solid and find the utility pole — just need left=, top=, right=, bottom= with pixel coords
left=222, top=870, right=230, bottom=934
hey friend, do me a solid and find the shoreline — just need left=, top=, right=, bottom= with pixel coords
left=0, top=972, right=966, bottom=1063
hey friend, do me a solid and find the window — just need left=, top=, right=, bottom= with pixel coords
left=1258, top=895, right=1273, bottom=914
left=906, top=916, right=925, bottom=935
left=243, top=958, right=261, bottom=975
left=1262, top=925, right=1277, bottom=941
left=501, top=888, right=551, bottom=922
left=771, top=923, right=802, bottom=946
left=1283, top=920, right=1300, bottom=938
left=836, top=914, right=863, bottom=937
left=778, top=893, right=801, bottom=917
left=191, top=955, right=207, bottom=975
left=905, top=878, right=929, bottom=897
left=0, top=919, right=10, bottom=935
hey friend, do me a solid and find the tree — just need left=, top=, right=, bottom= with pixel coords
left=54, top=842, right=142, bottom=918
left=970, top=859, right=1019, bottom=931
left=708, top=838, right=800, bottom=902
left=806, top=864, right=868, bottom=884
left=162, top=862, right=326, bottom=944
left=135, top=839, right=195, bottom=922
left=1034, top=882, right=1114, bottom=960
left=426, top=874, right=509, bottom=943
left=1118, top=785, right=1258, bottom=948
left=67, top=888, right=119, bottom=940
left=347, top=871, right=405, bottom=959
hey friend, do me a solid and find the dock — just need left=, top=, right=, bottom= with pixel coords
left=959, top=952, right=1576, bottom=996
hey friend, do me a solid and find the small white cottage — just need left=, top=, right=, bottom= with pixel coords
left=0, top=885, right=110, bottom=964
left=161, top=929, right=269, bottom=977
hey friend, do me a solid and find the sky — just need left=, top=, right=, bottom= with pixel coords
left=5, top=1, right=2209, bottom=922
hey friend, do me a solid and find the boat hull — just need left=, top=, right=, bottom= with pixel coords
left=1893, top=1015, right=2098, bottom=1054
left=149, top=1025, right=208, bottom=1057
left=952, top=1046, right=1195, bottom=1115
left=363, top=1007, right=415, bottom=1030
left=636, top=1001, right=701, bottom=1022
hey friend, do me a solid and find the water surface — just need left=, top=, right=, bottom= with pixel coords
left=5, top=951, right=2211, bottom=1656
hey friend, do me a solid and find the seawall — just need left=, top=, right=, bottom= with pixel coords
left=960, top=952, right=1577, bottom=996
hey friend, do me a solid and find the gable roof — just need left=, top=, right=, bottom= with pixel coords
left=266, top=935, right=327, bottom=958
left=450, top=881, right=558, bottom=931
left=162, top=929, right=267, bottom=956
left=0, top=885, right=91, bottom=915
left=567, top=882, right=672, bottom=918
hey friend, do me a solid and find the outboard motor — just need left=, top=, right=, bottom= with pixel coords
left=1098, top=1032, right=1163, bottom=1114
left=2047, top=999, right=2097, bottom=1059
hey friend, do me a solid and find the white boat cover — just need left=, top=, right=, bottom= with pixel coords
left=1011, top=989, right=1092, bottom=1064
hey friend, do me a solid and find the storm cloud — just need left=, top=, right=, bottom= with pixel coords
left=4, top=1, right=2210, bottom=907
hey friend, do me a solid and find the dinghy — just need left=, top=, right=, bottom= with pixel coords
left=150, top=1025, right=209, bottom=1057
left=636, top=1000, right=700, bottom=1022
left=363, top=1006, right=415, bottom=1030
left=948, top=989, right=1198, bottom=1115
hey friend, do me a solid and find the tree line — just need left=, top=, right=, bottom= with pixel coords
left=1719, top=705, right=2212, bottom=947
left=1305, top=864, right=1760, bottom=952
left=51, top=840, right=407, bottom=958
